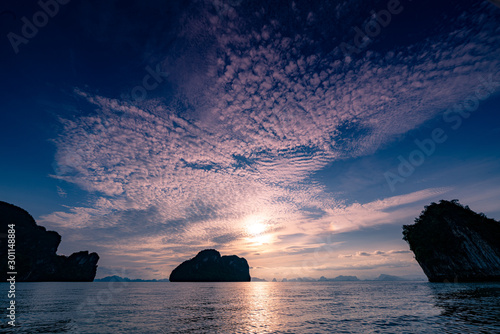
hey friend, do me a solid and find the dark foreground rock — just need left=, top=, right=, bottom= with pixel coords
left=403, top=200, right=500, bottom=282
left=169, top=249, right=251, bottom=282
left=0, top=201, right=99, bottom=282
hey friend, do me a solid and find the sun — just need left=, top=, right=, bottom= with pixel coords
left=244, top=218, right=273, bottom=245
left=247, top=222, right=266, bottom=236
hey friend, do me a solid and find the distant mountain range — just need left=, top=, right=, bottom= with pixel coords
left=319, top=275, right=359, bottom=281
left=96, top=274, right=424, bottom=282
left=369, top=274, right=407, bottom=281
left=94, top=275, right=169, bottom=282
left=251, top=277, right=267, bottom=282
left=272, top=274, right=424, bottom=282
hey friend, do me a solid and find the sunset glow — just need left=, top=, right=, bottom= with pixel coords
left=1, top=0, right=499, bottom=282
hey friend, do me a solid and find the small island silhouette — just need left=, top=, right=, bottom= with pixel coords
left=169, top=249, right=251, bottom=282
left=403, top=199, right=500, bottom=282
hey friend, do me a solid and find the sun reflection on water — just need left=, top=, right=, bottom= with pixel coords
left=242, top=282, right=282, bottom=333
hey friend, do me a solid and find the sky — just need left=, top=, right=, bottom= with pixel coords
left=1, top=0, right=499, bottom=280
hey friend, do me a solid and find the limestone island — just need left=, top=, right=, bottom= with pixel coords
left=403, top=200, right=500, bottom=282
left=0, top=201, right=99, bottom=282
left=169, top=249, right=251, bottom=282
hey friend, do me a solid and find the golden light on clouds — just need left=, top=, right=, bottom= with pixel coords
left=244, top=216, right=274, bottom=246
left=247, top=222, right=266, bottom=236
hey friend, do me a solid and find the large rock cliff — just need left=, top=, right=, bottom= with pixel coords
left=0, top=201, right=99, bottom=282
left=403, top=200, right=500, bottom=282
left=169, top=249, right=251, bottom=282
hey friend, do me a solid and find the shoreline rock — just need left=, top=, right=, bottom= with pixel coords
left=403, top=200, right=500, bottom=283
left=0, top=201, right=99, bottom=282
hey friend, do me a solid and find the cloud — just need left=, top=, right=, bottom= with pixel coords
left=325, top=187, right=451, bottom=233
left=277, top=233, right=308, bottom=241
left=339, top=249, right=411, bottom=258
left=358, top=252, right=372, bottom=257
left=40, top=1, right=500, bottom=271
left=313, top=260, right=414, bottom=271
left=388, top=250, right=411, bottom=254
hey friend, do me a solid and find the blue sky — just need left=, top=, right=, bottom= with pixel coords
left=1, top=0, right=499, bottom=280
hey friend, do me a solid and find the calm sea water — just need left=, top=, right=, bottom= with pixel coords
left=1, top=281, right=499, bottom=333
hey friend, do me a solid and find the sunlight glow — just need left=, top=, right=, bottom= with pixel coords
left=250, top=233, right=273, bottom=245
left=244, top=215, right=273, bottom=245
left=247, top=222, right=266, bottom=236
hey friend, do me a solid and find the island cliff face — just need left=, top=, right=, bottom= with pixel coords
left=0, top=201, right=99, bottom=282
left=169, top=249, right=251, bottom=282
left=403, top=200, right=500, bottom=282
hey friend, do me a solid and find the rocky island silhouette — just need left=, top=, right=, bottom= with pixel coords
left=0, top=201, right=99, bottom=282
left=169, top=249, right=251, bottom=282
left=403, top=200, right=500, bottom=282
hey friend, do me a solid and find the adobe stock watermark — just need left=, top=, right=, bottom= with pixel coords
left=7, top=0, right=71, bottom=54
left=6, top=224, right=17, bottom=327
left=340, top=0, right=410, bottom=57
left=384, top=72, right=500, bottom=192
left=120, top=63, right=169, bottom=104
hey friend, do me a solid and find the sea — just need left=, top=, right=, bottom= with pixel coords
left=1, top=281, right=499, bottom=333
